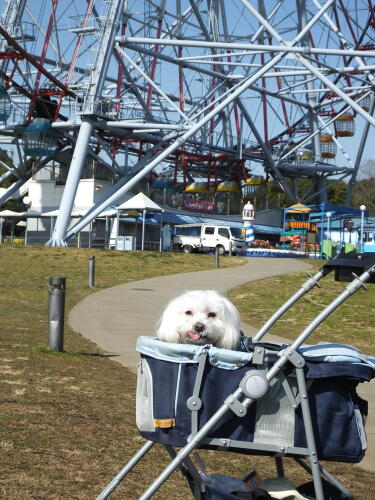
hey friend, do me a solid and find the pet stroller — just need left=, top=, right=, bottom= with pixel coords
left=96, top=252, right=375, bottom=500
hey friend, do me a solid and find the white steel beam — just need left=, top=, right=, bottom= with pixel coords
left=118, top=36, right=375, bottom=59
left=345, top=93, right=375, bottom=204
left=116, top=45, right=193, bottom=124
left=46, top=0, right=126, bottom=246
left=46, top=120, right=93, bottom=246
left=124, top=41, right=311, bottom=109
left=83, top=0, right=126, bottom=113
left=312, top=0, right=375, bottom=87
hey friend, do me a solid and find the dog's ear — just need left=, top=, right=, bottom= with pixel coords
left=155, top=301, right=178, bottom=343
left=218, top=297, right=241, bottom=350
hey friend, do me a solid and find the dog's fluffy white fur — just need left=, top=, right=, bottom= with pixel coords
left=156, top=290, right=241, bottom=350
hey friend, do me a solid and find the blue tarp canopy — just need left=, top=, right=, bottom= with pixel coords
left=307, top=203, right=366, bottom=219
left=253, top=224, right=282, bottom=235
left=143, top=211, right=282, bottom=235
left=102, top=201, right=281, bottom=236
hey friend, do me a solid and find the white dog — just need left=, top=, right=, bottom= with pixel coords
left=156, top=290, right=241, bottom=350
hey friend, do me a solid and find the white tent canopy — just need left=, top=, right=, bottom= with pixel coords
left=42, top=209, right=88, bottom=217
left=117, top=192, right=163, bottom=212
left=0, top=210, right=25, bottom=217
left=99, top=193, right=163, bottom=218
left=116, top=192, right=164, bottom=251
left=98, top=208, right=117, bottom=217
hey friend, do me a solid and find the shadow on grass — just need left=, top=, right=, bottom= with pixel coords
left=35, top=346, right=120, bottom=358
left=79, top=352, right=120, bottom=358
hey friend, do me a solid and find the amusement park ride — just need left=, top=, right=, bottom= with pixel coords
left=0, top=0, right=374, bottom=245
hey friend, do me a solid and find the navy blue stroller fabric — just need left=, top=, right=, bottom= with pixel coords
left=136, top=337, right=374, bottom=463
left=199, top=474, right=274, bottom=499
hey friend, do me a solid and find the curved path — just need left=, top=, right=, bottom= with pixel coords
left=69, top=257, right=374, bottom=472
left=69, top=258, right=310, bottom=372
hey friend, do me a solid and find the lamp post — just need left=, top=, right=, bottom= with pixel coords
left=319, top=210, right=325, bottom=259
left=360, top=205, right=366, bottom=253
left=326, top=212, right=332, bottom=241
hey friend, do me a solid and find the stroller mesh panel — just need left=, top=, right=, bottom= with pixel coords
left=253, top=373, right=296, bottom=447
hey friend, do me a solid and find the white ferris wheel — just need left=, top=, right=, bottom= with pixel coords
left=0, top=0, right=374, bottom=245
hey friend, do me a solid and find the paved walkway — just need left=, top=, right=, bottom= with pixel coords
left=69, top=257, right=374, bottom=472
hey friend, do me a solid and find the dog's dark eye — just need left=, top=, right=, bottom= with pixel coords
left=185, top=310, right=192, bottom=315
left=207, top=312, right=216, bottom=318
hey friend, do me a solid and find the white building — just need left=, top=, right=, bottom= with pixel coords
left=24, top=154, right=130, bottom=247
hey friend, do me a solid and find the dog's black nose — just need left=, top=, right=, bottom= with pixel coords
left=194, top=322, right=205, bottom=333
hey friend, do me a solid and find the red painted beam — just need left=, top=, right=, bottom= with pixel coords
left=0, top=25, right=76, bottom=98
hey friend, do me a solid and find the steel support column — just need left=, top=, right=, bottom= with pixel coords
left=46, top=120, right=93, bottom=246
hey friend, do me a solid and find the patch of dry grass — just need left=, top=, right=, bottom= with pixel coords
left=0, top=246, right=244, bottom=499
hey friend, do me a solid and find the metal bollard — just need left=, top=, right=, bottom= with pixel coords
left=48, top=277, right=66, bottom=352
left=88, top=255, right=95, bottom=287
left=214, top=247, right=220, bottom=268
left=229, top=242, right=232, bottom=257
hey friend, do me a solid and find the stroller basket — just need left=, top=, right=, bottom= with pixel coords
left=97, top=259, right=375, bottom=500
left=136, top=336, right=374, bottom=463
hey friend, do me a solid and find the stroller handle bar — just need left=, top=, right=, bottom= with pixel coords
left=266, top=263, right=374, bottom=380
left=253, top=266, right=330, bottom=342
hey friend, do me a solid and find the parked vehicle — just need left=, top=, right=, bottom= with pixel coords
left=173, top=223, right=245, bottom=255
left=362, top=225, right=375, bottom=253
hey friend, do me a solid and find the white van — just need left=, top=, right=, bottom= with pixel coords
left=173, top=223, right=245, bottom=255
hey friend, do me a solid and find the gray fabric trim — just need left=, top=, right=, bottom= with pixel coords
left=136, top=336, right=375, bottom=371
left=136, top=358, right=155, bottom=432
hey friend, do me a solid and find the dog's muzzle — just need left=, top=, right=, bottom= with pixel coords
left=187, top=322, right=206, bottom=342
left=194, top=322, right=205, bottom=333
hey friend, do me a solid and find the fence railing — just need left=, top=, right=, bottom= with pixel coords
left=1, top=236, right=165, bottom=251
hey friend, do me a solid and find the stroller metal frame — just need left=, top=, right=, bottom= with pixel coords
left=97, top=254, right=375, bottom=500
